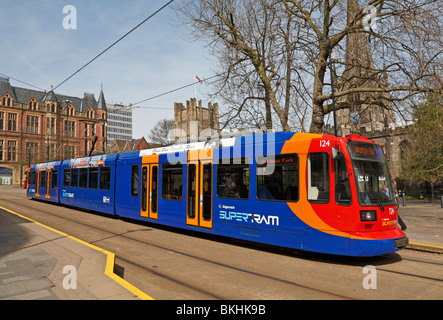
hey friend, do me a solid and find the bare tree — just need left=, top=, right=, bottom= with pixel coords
left=148, top=119, right=175, bottom=146
left=176, top=0, right=443, bottom=133
left=176, top=0, right=308, bottom=131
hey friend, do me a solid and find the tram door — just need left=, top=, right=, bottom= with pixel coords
left=45, top=170, right=51, bottom=199
left=36, top=171, right=40, bottom=197
left=141, top=156, right=159, bottom=220
left=187, top=150, right=213, bottom=229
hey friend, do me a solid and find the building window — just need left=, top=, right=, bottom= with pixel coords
left=49, top=144, right=56, bottom=160
left=65, top=120, right=75, bottom=137
left=0, top=112, right=4, bottom=130
left=7, top=141, right=17, bottom=162
left=65, top=146, right=76, bottom=159
left=8, top=113, right=17, bottom=131
left=26, top=142, right=39, bottom=164
left=26, top=116, right=39, bottom=134
left=0, top=140, right=3, bottom=161
left=2, top=95, right=12, bottom=107
left=86, top=108, right=95, bottom=119
left=67, top=106, right=75, bottom=116
left=46, top=117, right=56, bottom=135
left=28, top=99, right=38, bottom=110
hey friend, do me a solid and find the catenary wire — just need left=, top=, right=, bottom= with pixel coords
left=52, top=0, right=175, bottom=92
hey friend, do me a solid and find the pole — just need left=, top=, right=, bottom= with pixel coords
left=47, top=136, right=49, bottom=162
left=84, top=123, right=88, bottom=157
left=329, top=51, right=338, bottom=137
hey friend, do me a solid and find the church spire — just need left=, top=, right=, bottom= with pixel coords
left=97, top=84, right=106, bottom=110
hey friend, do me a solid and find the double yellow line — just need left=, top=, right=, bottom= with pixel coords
left=0, top=206, right=154, bottom=300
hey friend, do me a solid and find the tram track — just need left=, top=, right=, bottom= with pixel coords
left=1, top=196, right=442, bottom=299
left=1, top=198, right=354, bottom=300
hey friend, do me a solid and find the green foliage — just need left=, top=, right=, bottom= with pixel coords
left=401, top=96, right=443, bottom=184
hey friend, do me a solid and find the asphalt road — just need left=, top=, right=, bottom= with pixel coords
left=1, top=187, right=442, bottom=300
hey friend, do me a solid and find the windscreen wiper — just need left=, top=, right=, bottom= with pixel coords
left=368, top=184, right=385, bottom=212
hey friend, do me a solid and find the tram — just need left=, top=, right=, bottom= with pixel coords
left=26, top=132, right=408, bottom=257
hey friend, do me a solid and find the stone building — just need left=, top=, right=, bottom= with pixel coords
left=331, top=0, right=410, bottom=182
left=0, top=77, right=107, bottom=187
left=174, top=98, right=219, bottom=140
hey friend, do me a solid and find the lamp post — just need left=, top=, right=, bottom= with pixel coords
left=329, top=49, right=338, bottom=137
left=84, top=122, right=88, bottom=157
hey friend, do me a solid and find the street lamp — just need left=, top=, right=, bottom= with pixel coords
left=329, top=50, right=338, bottom=137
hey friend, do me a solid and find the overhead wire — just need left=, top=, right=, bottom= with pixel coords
left=0, top=72, right=46, bottom=92
left=52, top=0, right=175, bottom=92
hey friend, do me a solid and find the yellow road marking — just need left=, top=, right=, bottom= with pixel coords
left=0, top=205, right=154, bottom=300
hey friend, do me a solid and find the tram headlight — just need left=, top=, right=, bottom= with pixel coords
left=360, top=210, right=377, bottom=221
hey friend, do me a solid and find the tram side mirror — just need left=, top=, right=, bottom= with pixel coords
left=332, top=147, right=343, bottom=160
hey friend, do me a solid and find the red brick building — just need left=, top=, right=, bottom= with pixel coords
left=0, top=77, right=107, bottom=187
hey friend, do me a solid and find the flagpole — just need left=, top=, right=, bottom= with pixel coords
left=194, top=75, right=197, bottom=100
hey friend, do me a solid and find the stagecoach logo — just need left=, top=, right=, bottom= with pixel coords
left=62, top=191, right=74, bottom=198
left=219, top=210, right=279, bottom=226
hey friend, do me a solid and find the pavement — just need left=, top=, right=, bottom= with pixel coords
left=0, top=205, right=152, bottom=300
left=0, top=191, right=442, bottom=300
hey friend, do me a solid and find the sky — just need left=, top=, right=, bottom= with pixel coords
left=0, top=0, right=213, bottom=140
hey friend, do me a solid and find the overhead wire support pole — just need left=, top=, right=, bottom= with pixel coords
left=53, top=0, right=175, bottom=92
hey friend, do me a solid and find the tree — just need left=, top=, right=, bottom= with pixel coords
left=400, top=96, right=443, bottom=201
left=176, top=0, right=443, bottom=133
left=148, top=119, right=175, bottom=146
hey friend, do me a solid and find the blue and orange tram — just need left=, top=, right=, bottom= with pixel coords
left=26, top=132, right=408, bottom=256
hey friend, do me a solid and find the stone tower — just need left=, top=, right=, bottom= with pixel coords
left=335, top=0, right=396, bottom=136
left=174, top=98, right=219, bottom=140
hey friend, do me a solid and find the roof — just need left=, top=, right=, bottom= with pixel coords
left=0, top=78, right=105, bottom=112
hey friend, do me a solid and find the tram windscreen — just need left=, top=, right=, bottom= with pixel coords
left=347, top=142, right=395, bottom=207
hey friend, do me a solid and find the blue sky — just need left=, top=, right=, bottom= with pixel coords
left=0, top=0, right=213, bottom=139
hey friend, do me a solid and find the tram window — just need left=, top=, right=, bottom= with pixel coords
left=141, top=166, right=147, bottom=211
left=29, top=172, right=36, bottom=185
left=51, top=170, right=58, bottom=189
left=100, top=167, right=111, bottom=191
left=162, top=163, right=183, bottom=201
left=307, top=153, right=330, bottom=202
left=217, top=158, right=249, bottom=199
left=335, top=157, right=352, bottom=205
left=40, top=171, right=46, bottom=188
left=257, top=154, right=299, bottom=202
left=89, top=167, right=98, bottom=189
left=63, top=169, right=70, bottom=187
left=71, top=169, right=78, bottom=188
left=151, top=166, right=158, bottom=213
left=187, top=163, right=196, bottom=218
left=202, top=163, right=212, bottom=221
left=79, top=168, right=88, bottom=188
left=131, top=165, right=139, bottom=197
